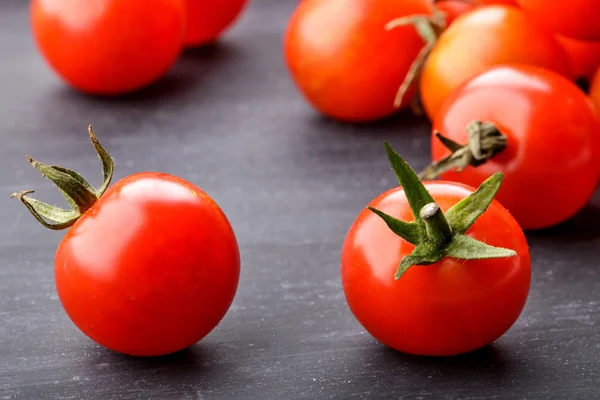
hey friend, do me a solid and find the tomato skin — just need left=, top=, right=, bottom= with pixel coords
left=54, top=172, right=240, bottom=356
left=478, top=0, right=516, bottom=5
left=182, top=0, right=248, bottom=47
left=590, top=69, right=600, bottom=112
left=31, top=0, right=185, bottom=95
left=341, top=182, right=530, bottom=356
left=284, top=0, right=433, bottom=122
left=436, top=1, right=475, bottom=26
left=420, top=5, right=572, bottom=121
left=432, top=65, right=600, bottom=230
left=556, top=35, right=600, bottom=83
left=516, top=0, right=600, bottom=42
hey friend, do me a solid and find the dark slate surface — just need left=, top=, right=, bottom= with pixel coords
left=1, top=1, right=599, bottom=399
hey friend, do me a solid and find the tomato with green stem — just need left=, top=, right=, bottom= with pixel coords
left=341, top=143, right=530, bottom=356
left=421, top=65, right=600, bottom=230
left=516, top=0, right=600, bottom=42
left=284, top=0, right=434, bottom=122
left=388, top=5, right=572, bottom=121
left=31, top=0, right=185, bottom=95
left=12, top=126, right=240, bottom=356
left=182, top=0, right=248, bottom=47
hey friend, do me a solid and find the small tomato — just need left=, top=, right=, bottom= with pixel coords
left=423, top=65, right=600, bottom=230
left=31, top=0, right=185, bottom=95
left=284, top=0, right=433, bottom=122
left=341, top=144, right=530, bottom=356
left=392, top=5, right=572, bottom=121
left=12, top=127, right=240, bottom=356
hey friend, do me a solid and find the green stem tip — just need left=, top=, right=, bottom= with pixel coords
left=10, top=125, right=114, bottom=230
left=370, top=142, right=516, bottom=280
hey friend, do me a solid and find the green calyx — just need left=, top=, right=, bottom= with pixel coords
left=10, top=125, right=114, bottom=230
left=369, top=142, right=516, bottom=280
left=419, top=121, right=508, bottom=180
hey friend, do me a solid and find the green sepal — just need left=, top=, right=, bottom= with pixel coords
left=368, top=207, right=421, bottom=245
left=445, top=234, right=516, bottom=260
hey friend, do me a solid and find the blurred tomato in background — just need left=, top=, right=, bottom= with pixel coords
left=31, top=0, right=185, bottom=95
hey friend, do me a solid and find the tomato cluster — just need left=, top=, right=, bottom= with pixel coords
left=12, top=0, right=600, bottom=359
left=30, top=0, right=247, bottom=95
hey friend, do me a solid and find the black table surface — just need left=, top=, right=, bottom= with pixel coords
left=2, top=1, right=600, bottom=399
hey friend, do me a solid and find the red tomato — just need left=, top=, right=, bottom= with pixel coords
left=556, top=35, right=600, bottom=83
left=182, top=0, right=248, bottom=47
left=342, top=150, right=530, bottom=356
left=13, top=128, right=240, bottom=356
left=436, top=1, right=475, bottom=26
left=516, top=0, right=600, bottom=42
left=31, top=0, right=185, bottom=95
left=430, top=65, right=599, bottom=230
left=284, top=0, right=433, bottom=122
left=419, top=5, right=571, bottom=121
left=478, top=0, right=516, bottom=5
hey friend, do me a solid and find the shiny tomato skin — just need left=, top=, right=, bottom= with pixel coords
left=556, top=35, right=600, bottom=83
left=54, top=173, right=240, bottom=356
left=436, top=1, right=475, bottom=26
left=31, top=0, right=185, bottom=95
left=341, top=182, right=530, bottom=356
left=420, top=5, right=572, bottom=121
left=516, top=0, right=600, bottom=42
left=479, top=0, right=517, bottom=5
left=433, top=65, right=600, bottom=230
left=182, top=0, right=248, bottom=47
left=284, top=0, right=433, bottom=122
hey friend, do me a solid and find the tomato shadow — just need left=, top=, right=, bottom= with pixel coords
left=81, top=342, right=249, bottom=395
left=44, top=41, right=242, bottom=109
left=374, top=342, right=514, bottom=382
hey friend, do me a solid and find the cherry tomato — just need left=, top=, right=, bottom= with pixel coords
left=341, top=145, right=530, bottom=356
left=13, top=128, right=240, bottom=356
left=430, top=65, right=599, bottom=230
left=556, top=35, right=600, bottom=83
left=182, top=0, right=248, bottom=47
left=31, top=0, right=185, bottom=95
left=436, top=1, right=475, bottom=26
left=419, top=5, right=571, bottom=121
left=284, top=0, right=433, bottom=122
left=516, top=0, right=600, bottom=42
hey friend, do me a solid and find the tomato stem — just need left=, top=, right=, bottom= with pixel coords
left=370, top=142, right=516, bottom=280
left=10, top=125, right=114, bottom=230
left=419, top=121, right=508, bottom=180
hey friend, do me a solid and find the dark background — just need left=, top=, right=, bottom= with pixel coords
left=1, top=0, right=599, bottom=399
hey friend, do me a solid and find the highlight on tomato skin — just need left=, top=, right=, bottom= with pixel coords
left=11, top=126, right=241, bottom=357
left=182, top=0, right=248, bottom=47
left=30, top=0, right=186, bottom=96
left=341, top=143, right=530, bottom=357
left=283, top=0, right=434, bottom=123
left=427, top=64, right=600, bottom=230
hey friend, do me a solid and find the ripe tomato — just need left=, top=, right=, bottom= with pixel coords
left=284, top=0, right=433, bottom=122
left=435, top=1, right=475, bottom=26
left=182, top=0, right=248, bottom=47
left=419, top=5, right=571, bottom=121
left=556, top=35, right=600, bottom=84
left=12, top=127, right=240, bottom=356
left=427, top=65, right=599, bottom=230
left=342, top=144, right=530, bottom=356
left=31, top=0, right=185, bottom=95
left=516, top=0, right=600, bottom=42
